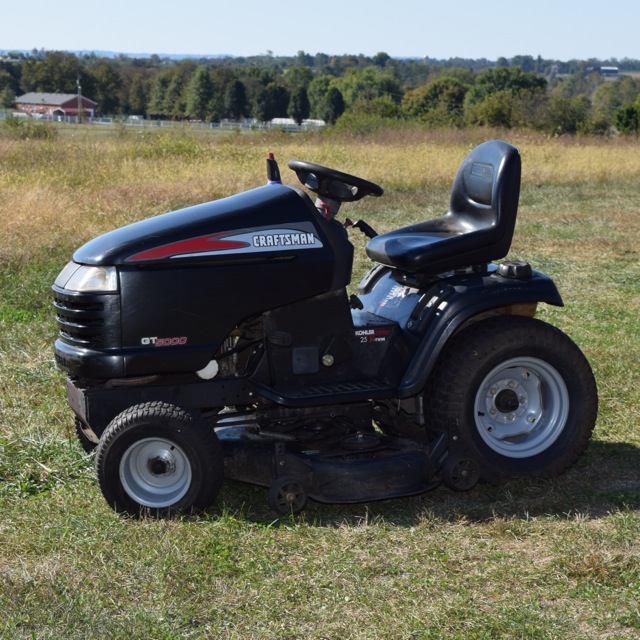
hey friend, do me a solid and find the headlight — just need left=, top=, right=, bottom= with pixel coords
left=54, top=262, right=118, bottom=292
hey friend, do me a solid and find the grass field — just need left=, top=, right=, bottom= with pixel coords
left=0, top=124, right=639, bottom=639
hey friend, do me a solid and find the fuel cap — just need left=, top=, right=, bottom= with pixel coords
left=497, top=260, right=532, bottom=280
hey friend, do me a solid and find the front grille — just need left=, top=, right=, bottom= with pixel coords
left=53, top=286, right=121, bottom=349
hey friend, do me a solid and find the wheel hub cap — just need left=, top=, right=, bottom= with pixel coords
left=494, top=389, right=520, bottom=414
left=149, top=454, right=175, bottom=476
left=120, top=438, right=192, bottom=508
left=475, top=358, right=569, bottom=458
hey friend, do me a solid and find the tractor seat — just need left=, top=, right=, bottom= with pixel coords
left=366, top=140, right=521, bottom=277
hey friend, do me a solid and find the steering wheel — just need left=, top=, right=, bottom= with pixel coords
left=288, top=160, right=384, bottom=203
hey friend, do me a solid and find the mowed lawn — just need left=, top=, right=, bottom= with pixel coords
left=0, top=124, right=639, bottom=639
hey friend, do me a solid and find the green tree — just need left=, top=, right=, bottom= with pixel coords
left=613, top=105, right=640, bottom=134
left=550, top=70, right=602, bottom=99
left=0, top=86, right=15, bottom=108
left=128, top=73, right=149, bottom=115
left=348, top=94, right=399, bottom=119
left=307, top=75, right=332, bottom=119
left=506, top=55, right=537, bottom=72
left=284, top=66, right=313, bottom=91
left=207, top=68, right=237, bottom=121
left=288, top=86, right=310, bottom=125
left=510, top=90, right=549, bottom=130
left=224, top=79, right=248, bottom=119
left=252, top=83, right=290, bottom=122
left=465, top=66, right=546, bottom=106
left=542, top=95, right=591, bottom=135
left=89, top=60, right=122, bottom=114
left=373, top=52, right=391, bottom=67
left=0, top=68, right=19, bottom=93
left=147, top=71, right=171, bottom=118
left=307, top=76, right=346, bottom=123
left=592, top=76, right=640, bottom=116
left=295, top=50, right=314, bottom=67
left=402, top=77, right=467, bottom=124
left=186, top=66, right=214, bottom=120
left=21, top=51, right=90, bottom=95
left=334, top=66, right=402, bottom=107
left=322, top=86, right=345, bottom=125
left=162, top=62, right=195, bottom=119
left=469, top=90, right=515, bottom=128
left=238, top=65, right=276, bottom=108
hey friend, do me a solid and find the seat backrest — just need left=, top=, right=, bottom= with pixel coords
left=446, top=139, right=521, bottom=241
left=365, top=140, right=521, bottom=277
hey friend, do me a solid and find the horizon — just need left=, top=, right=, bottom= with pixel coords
left=1, top=48, right=636, bottom=66
left=1, top=0, right=638, bottom=62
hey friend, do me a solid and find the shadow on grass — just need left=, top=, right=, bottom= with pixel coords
left=214, top=440, right=640, bottom=527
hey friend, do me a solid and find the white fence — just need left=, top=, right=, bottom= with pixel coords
left=0, top=110, right=325, bottom=133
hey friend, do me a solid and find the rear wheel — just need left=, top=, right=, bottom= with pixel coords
left=95, top=401, right=223, bottom=516
left=426, top=317, right=597, bottom=481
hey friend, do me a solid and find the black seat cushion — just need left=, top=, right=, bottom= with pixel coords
left=366, top=140, right=521, bottom=275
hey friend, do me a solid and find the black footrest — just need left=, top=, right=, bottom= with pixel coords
left=258, top=380, right=394, bottom=406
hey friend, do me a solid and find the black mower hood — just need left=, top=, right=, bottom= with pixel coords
left=73, top=184, right=319, bottom=266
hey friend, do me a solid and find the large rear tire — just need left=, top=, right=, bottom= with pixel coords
left=95, top=401, right=223, bottom=516
left=426, top=316, right=597, bottom=481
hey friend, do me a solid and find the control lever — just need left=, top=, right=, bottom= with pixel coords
left=344, top=218, right=378, bottom=239
left=266, top=152, right=282, bottom=184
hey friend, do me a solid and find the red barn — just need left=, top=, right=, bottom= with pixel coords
left=15, top=92, right=98, bottom=118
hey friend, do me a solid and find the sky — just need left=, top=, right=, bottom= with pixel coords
left=1, top=0, right=637, bottom=62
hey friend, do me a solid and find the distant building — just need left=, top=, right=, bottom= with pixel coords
left=15, top=92, right=98, bottom=118
left=600, top=66, right=619, bottom=77
left=270, top=117, right=326, bottom=128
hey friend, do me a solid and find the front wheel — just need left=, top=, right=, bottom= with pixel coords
left=426, top=317, right=597, bottom=481
left=95, top=401, right=223, bottom=516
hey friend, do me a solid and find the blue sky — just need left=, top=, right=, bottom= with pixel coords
left=1, top=0, right=637, bottom=61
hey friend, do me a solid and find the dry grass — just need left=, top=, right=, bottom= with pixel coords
left=3, top=127, right=638, bottom=254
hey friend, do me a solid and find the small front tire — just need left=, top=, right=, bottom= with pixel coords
left=95, top=402, right=223, bottom=516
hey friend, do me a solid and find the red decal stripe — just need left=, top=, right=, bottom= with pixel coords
left=128, top=233, right=248, bottom=262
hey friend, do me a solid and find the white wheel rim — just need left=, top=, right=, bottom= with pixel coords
left=119, top=437, right=192, bottom=508
left=474, top=357, right=569, bottom=458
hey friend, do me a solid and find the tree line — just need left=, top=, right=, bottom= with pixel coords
left=2, top=49, right=640, bottom=134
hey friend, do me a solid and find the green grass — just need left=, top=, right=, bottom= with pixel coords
left=1, top=126, right=639, bottom=639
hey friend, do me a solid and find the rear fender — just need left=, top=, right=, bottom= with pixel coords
left=395, top=269, right=563, bottom=397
